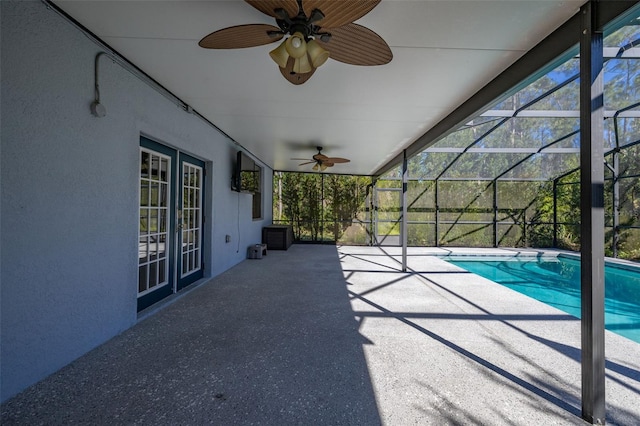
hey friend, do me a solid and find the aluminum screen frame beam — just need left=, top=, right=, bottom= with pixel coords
left=580, top=1, right=606, bottom=423
left=401, top=150, right=408, bottom=272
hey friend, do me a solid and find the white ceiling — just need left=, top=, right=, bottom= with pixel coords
left=55, top=0, right=586, bottom=175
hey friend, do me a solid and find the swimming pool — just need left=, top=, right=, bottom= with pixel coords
left=442, top=255, right=640, bottom=344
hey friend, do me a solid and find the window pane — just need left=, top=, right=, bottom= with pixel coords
left=150, top=209, right=158, bottom=233
left=140, top=209, right=148, bottom=235
left=149, top=262, right=158, bottom=288
left=159, top=259, right=166, bottom=284
left=159, top=210, right=167, bottom=233
left=138, top=265, right=148, bottom=293
left=160, top=158, right=169, bottom=182
left=157, top=234, right=167, bottom=260
left=151, top=156, right=160, bottom=180
left=139, top=236, right=148, bottom=264
left=141, top=151, right=150, bottom=178
left=140, top=181, right=149, bottom=207
left=159, top=183, right=168, bottom=207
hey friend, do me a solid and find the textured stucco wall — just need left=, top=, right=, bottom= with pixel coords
left=0, top=1, right=272, bottom=402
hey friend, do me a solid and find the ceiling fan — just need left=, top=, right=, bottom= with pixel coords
left=293, top=146, right=350, bottom=171
left=198, top=0, right=392, bottom=85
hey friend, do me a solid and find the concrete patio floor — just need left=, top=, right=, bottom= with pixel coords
left=2, top=245, right=639, bottom=425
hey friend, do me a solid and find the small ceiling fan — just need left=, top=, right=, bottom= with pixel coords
left=198, top=0, right=392, bottom=85
left=293, top=146, right=350, bottom=171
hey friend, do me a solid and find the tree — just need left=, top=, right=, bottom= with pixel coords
left=273, top=172, right=370, bottom=242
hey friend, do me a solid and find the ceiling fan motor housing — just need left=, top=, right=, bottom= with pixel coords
left=275, top=6, right=326, bottom=42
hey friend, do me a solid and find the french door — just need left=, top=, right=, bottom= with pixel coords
left=138, top=137, right=205, bottom=311
left=177, top=153, right=204, bottom=290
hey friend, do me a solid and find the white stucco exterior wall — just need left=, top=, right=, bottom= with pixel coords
left=0, top=0, right=272, bottom=402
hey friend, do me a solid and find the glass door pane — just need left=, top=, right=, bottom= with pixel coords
left=139, top=148, right=171, bottom=295
left=137, top=137, right=176, bottom=312
left=181, top=163, right=202, bottom=277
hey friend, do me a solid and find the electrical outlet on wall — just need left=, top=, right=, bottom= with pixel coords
left=225, top=235, right=231, bottom=243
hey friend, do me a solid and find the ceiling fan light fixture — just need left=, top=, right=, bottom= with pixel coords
left=285, top=32, right=307, bottom=59
left=269, top=40, right=289, bottom=68
left=293, top=53, right=313, bottom=74
left=199, top=1, right=392, bottom=85
left=312, top=163, right=319, bottom=171
left=307, top=39, right=329, bottom=68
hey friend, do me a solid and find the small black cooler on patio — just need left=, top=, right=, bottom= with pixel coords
left=262, top=225, right=293, bottom=250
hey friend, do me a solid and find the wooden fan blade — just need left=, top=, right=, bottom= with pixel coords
left=199, top=24, right=283, bottom=49
left=298, top=161, right=315, bottom=166
left=291, top=158, right=312, bottom=161
left=280, top=57, right=316, bottom=85
left=325, top=157, right=350, bottom=164
left=317, top=23, right=392, bottom=65
left=245, top=0, right=299, bottom=19
left=303, top=0, right=380, bottom=29
left=313, top=153, right=329, bottom=161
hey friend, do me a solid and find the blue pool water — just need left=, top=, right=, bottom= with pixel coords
left=443, top=255, right=640, bottom=344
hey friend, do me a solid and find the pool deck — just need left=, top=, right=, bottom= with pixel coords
left=2, top=245, right=639, bottom=425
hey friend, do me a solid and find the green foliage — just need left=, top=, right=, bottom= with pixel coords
left=273, top=172, right=371, bottom=243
